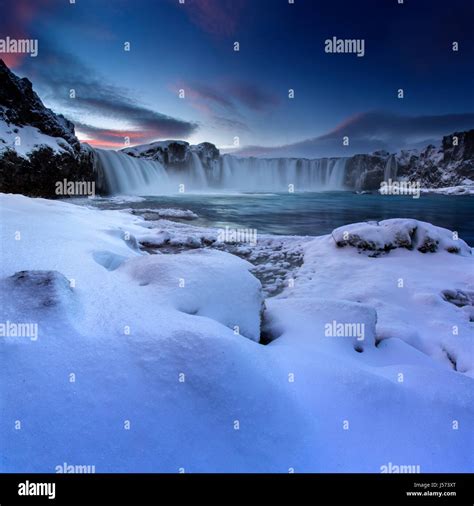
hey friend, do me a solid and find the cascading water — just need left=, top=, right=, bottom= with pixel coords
left=190, top=152, right=207, bottom=186
left=327, top=158, right=348, bottom=189
left=383, top=155, right=398, bottom=181
left=212, top=155, right=350, bottom=192
left=94, top=149, right=171, bottom=194
left=93, top=149, right=352, bottom=195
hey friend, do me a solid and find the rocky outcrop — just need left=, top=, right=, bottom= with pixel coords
left=0, top=58, right=94, bottom=197
left=395, top=130, right=474, bottom=189
left=0, top=145, right=94, bottom=198
left=122, top=139, right=220, bottom=171
left=0, top=60, right=79, bottom=150
left=338, top=131, right=474, bottom=191
left=344, top=153, right=386, bottom=190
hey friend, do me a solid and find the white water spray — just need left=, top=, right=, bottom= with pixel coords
left=94, top=149, right=351, bottom=194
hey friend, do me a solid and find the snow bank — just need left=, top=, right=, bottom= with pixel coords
left=2, top=194, right=298, bottom=473
left=1, top=196, right=473, bottom=473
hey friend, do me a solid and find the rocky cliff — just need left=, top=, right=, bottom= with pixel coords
left=0, top=59, right=94, bottom=197
left=345, top=130, right=474, bottom=191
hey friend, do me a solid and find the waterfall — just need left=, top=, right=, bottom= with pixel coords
left=94, top=149, right=171, bottom=194
left=327, top=158, right=347, bottom=189
left=190, top=152, right=207, bottom=186
left=214, top=155, right=349, bottom=192
left=384, top=155, right=398, bottom=181
left=93, top=149, right=351, bottom=195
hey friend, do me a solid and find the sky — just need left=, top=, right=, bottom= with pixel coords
left=0, top=0, right=473, bottom=155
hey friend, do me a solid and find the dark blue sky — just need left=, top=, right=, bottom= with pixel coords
left=1, top=0, right=473, bottom=153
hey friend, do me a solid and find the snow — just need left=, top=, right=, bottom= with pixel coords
left=123, top=139, right=189, bottom=157
left=0, top=120, right=71, bottom=157
left=331, top=219, right=471, bottom=255
left=279, top=222, right=473, bottom=375
left=130, top=208, right=198, bottom=220
left=107, top=195, right=146, bottom=203
left=118, top=250, right=262, bottom=341
left=420, top=183, right=474, bottom=196
left=1, top=194, right=473, bottom=473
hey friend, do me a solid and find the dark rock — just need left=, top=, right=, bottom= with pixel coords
left=442, top=289, right=474, bottom=307
left=122, top=139, right=220, bottom=172
left=0, top=59, right=79, bottom=151
left=8, top=270, right=73, bottom=309
left=0, top=58, right=94, bottom=197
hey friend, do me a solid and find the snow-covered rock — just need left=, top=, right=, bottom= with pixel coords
left=0, top=59, right=78, bottom=151
left=119, top=250, right=263, bottom=341
left=280, top=219, right=473, bottom=376
left=332, top=219, right=471, bottom=256
left=122, top=139, right=219, bottom=170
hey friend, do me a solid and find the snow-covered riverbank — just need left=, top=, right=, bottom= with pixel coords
left=0, top=194, right=472, bottom=472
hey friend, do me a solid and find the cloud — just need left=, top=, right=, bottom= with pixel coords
left=235, top=111, right=474, bottom=158
left=73, top=122, right=179, bottom=149
left=172, top=79, right=279, bottom=135
left=0, top=0, right=56, bottom=67
left=178, top=81, right=235, bottom=110
left=211, top=115, right=251, bottom=132
left=180, top=0, right=247, bottom=37
left=320, top=111, right=474, bottom=143
left=225, top=82, right=280, bottom=111
left=18, top=49, right=198, bottom=147
left=179, top=80, right=280, bottom=112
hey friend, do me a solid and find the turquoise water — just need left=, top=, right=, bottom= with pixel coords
left=89, top=192, right=474, bottom=245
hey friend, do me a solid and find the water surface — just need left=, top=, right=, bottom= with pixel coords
left=85, top=192, right=474, bottom=245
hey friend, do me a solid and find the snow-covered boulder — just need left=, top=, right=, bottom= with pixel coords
left=332, top=219, right=471, bottom=256
left=283, top=219, right=474, bottom=376
left=118, top=249, right=263, bottom=341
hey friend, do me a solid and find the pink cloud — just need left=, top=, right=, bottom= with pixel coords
left=0, top=0, right=55, bottom=68
left=182, top=0, right=247, bottom=37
